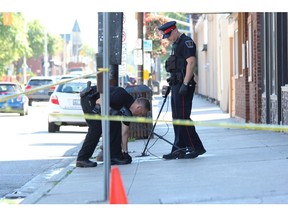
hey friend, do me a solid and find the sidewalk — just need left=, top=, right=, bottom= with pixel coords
left=21, top=94, right=288, bottom=204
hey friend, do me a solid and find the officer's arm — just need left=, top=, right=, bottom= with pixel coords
left=96, top=98, right=102, bottom=105
left=184, top=56, right=196, bottom=83
left=121, top=123, right=129, bottom=153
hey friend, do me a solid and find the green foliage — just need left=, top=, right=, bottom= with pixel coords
left=0, top=13, right=31, bottom=76
left=47, top=33, right=63, bottom=56
left=144, top=13, right=170, bottom=57
left=27, top=20, right=63, bottom=57
left=81, top=44, right=96, bottom=59
left=0, top=13, right=64, bottom=78
left=144, top=12, right=190, bottom=58
left=27, top=20, right=45, bottom=57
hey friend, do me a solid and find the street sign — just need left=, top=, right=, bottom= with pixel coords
left=144, top=40, right=152, bottom=52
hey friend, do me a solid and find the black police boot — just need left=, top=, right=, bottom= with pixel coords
left=76, top=160, right=98, bottom=168
left=111, top=157, right=130, bottom=165
left=163, top=150, right=185, bottom=160
left=184, top=149, right=206, bottom=159
left=122, top=152, right=132, bottom=164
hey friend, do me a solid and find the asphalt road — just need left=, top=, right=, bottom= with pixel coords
left=0, top=102, right=87, bottom=202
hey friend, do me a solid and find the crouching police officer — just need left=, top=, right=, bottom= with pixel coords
left=158, top=20, right=206, bottom=159
left=76, top=83, right=151, bottom=167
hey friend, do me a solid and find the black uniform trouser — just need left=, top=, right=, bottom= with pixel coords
left=77, top=96, right=122, bottom=161
left=170, top=80, right=205, bottom=153
left=109, top=120, right=122, bottom=158
left=77, top=118, right=102, bottom=161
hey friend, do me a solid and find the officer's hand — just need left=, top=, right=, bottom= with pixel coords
left=109, top=108, right=121, bottom=116
left=92, top=104, right=101, bottom=114
left=179, top=83, right=189, bottom=96
left=166, top=77, right=173, bottom=86
left=80, top=81, right=92, bottom=98
left=120, top=107, right=132, bottom=116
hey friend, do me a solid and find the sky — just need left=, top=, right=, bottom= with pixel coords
left=1, top=0, right=286, bottom=52
left=24, top=10, right=138, bottom=52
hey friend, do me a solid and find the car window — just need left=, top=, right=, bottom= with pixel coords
left=28, top=79, right=54, bottom=86
left=57, top=82, right=88, bottom=93
left=0, top=84, right=16, bottom=93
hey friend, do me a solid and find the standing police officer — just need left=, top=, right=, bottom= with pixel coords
left=158, top=20, right=206, bottom=159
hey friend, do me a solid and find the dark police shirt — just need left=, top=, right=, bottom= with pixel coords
left=172, top=33, right=197, bottom=71
left=110, top=86, right=134, bottom=126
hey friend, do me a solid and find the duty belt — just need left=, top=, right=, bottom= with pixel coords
left=167, top=72, right=183, bottom=85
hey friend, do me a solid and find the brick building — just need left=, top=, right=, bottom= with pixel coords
left=194, top=12, right=288, bottom=125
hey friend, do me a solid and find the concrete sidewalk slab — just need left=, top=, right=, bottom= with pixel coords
left=20, top=95, right=288, bottom=205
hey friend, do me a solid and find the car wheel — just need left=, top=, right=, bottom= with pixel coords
left=19, top=106, right=25, bottom=116
left=28, top=100, right=32, bottom=106
left=48, top=122, right=60, bottom=133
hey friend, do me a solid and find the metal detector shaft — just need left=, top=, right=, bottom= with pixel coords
left=141, top=91, right=169, bottom=156
left=149, top=130, right=174, bottom=146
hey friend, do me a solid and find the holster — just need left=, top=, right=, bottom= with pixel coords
left=80, top=86, right=100, bottom=114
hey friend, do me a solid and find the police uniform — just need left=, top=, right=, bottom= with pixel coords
left=159, top=21, right=206, bottom=159
left=76, top=86, right=134, bottom=166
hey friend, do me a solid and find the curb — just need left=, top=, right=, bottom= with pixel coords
left=20, top=158, right=76, bottom=204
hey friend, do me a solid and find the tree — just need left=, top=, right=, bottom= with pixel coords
left=144, top=13, right=170, bottom=57
left=145, top=12, right=191, bottom=58
left=27, top=20, right=46, bottom=58
left=27, top=20, right=63, bottom=58
left=0, top=13, right=31, bottom=77
left=47, top=33, right=63, bottom=56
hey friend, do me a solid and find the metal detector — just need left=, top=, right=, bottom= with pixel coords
left=138, top=85, right=175, bottom=157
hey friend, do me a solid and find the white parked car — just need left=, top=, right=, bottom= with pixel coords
left=48, top=79, right=96, bottom=132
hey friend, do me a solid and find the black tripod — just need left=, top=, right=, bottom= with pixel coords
left=139, top=85, right=180, bottom=157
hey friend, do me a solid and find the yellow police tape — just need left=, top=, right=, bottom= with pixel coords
left=2, top=71, right=288, bottom=133
left=49, top=113, right=288, bottom=133
left=0, top=72, right=99, bottom=103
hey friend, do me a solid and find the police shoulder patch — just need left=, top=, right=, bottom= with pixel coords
left=185, top=40, right=194, bottom=48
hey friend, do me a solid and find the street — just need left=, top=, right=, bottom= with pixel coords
left=0, top=102, right=87, bottom=202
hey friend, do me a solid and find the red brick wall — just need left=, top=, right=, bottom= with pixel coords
left=249, top=13, right=262, bottom=123
left=235, top=13, right=262, bottom=123
left=27, top=58, right=43, bottom=75
left=235, top=13, right=249, bottom=122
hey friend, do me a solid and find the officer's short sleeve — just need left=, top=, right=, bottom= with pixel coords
left=183, top=38, right=196, bottom=59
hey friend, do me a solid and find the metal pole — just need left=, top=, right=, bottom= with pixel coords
left=102, top=12, right=110, bottom=202
left=23, top=18, right=27, bottom=84
left=137, top=12, right=144, bottom=85
left=44, top=29, right=49, bottom=76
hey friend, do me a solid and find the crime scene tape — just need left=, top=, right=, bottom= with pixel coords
left=0, top=71, right=99, bottom=103
left=2, top=70, right=288, bottom=133
left=49, top=113, right=288, bottom=133
left=97, top=68, right=109, bottom=73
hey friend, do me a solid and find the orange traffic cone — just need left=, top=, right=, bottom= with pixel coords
left=109, top=166, right=128, bottom=204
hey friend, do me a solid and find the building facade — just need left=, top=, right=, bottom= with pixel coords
left=194, top=12, right=288, bottom=125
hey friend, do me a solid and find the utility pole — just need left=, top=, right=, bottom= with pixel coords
left=44, top=29, right=49, bottom=76
left=109, top=12, right=123, bottom=87
left=102, top=12, right=110, bottom=202
left=22, top=17, right=28, bottom=84
left=137, top=12, right=144, bottom=85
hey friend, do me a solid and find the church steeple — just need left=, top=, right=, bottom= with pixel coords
left=72, top=20, right=81, bottom=33
left=71, top=19, right=82, bottom=62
